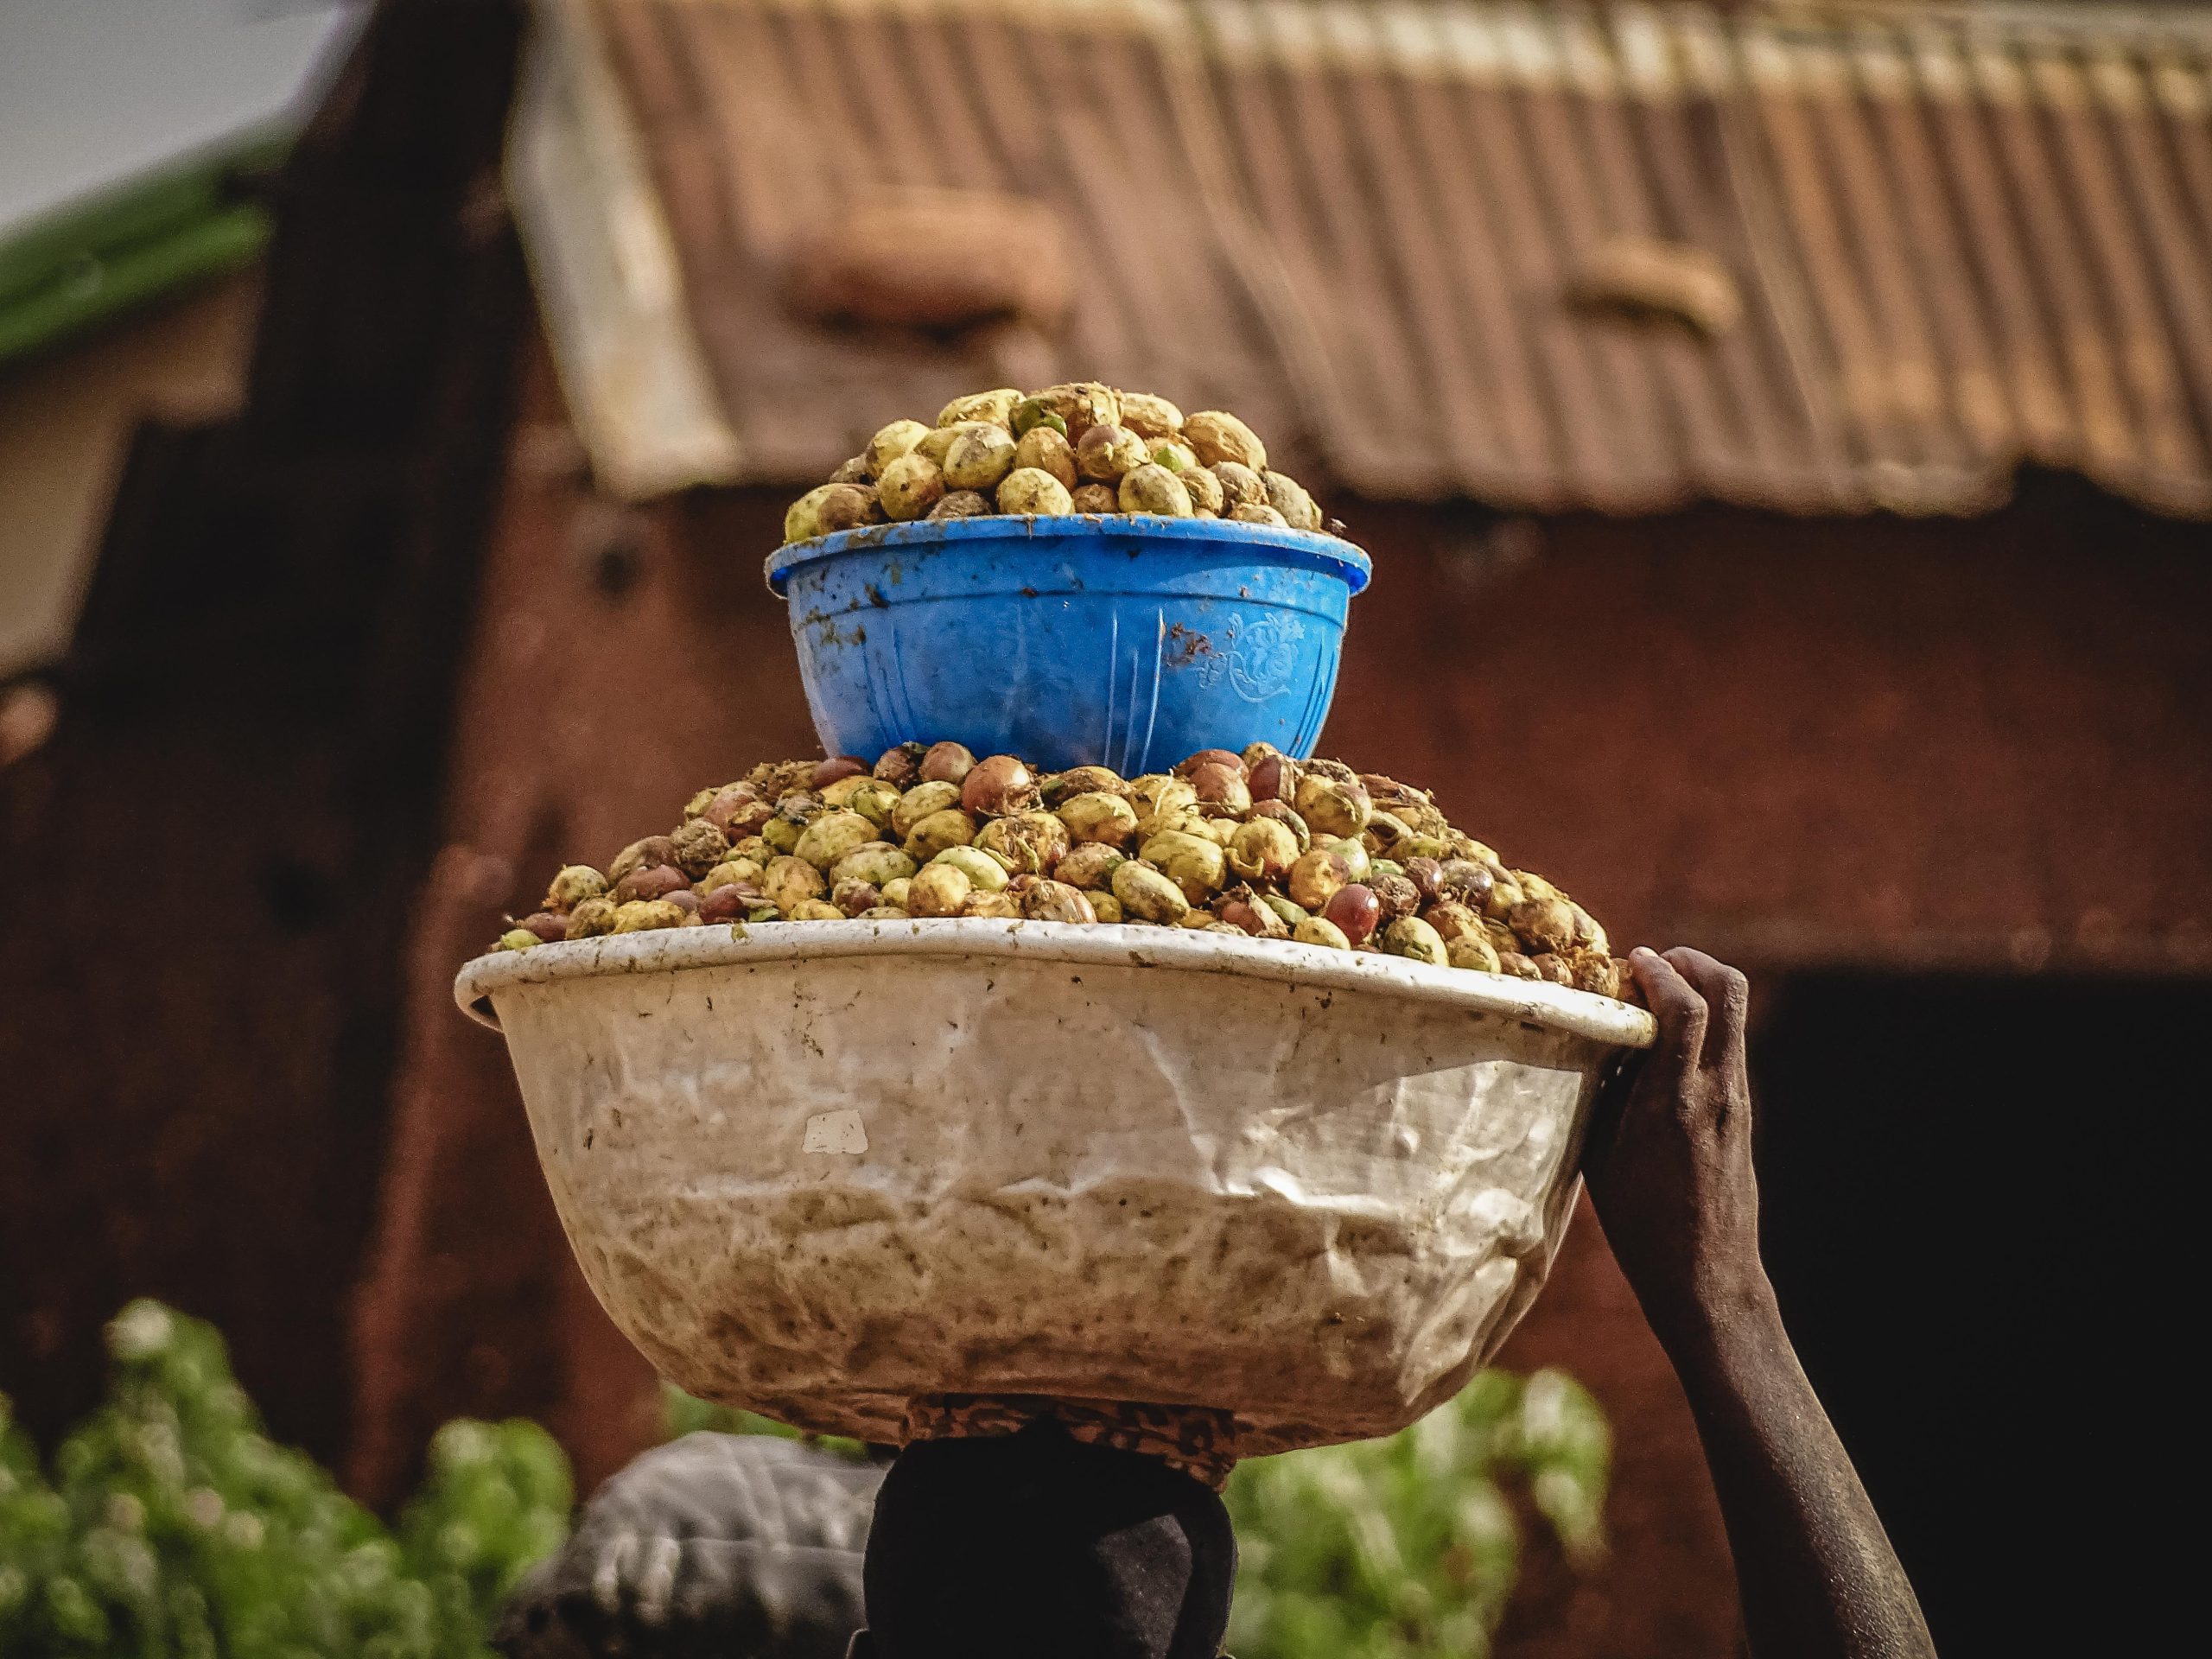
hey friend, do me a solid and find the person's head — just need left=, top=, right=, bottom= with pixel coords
left=861, top=1421, right=1235, bottom=1659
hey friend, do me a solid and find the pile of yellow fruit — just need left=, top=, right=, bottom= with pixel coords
left=489, top=741, right=1637, bottom=1003
left=782, top=384, right=1345, bottom=542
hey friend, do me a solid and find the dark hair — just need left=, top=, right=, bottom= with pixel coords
left=861, top=1421, right=1236, bottom=1659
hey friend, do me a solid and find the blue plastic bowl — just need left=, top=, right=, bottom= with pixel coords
left=766, top=516, right=1371, bottom=774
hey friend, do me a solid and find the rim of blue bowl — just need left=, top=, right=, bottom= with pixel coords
left=765, top=514, right=1373, bottom=599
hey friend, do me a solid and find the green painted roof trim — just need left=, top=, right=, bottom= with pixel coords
left=0, top=129, right=290, bottom=367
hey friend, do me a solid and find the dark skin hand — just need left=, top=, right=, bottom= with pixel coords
left=1584, top=947, right=1937, bottom=1659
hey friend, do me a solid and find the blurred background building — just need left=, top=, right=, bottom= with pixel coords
left=3, top=2, right=2206, bottom=1655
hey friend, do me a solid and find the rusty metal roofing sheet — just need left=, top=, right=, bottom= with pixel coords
left=560, top=0, right=2212, bottom=516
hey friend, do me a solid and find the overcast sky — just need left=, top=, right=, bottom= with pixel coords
left=0, top=0, right=364, bottom=240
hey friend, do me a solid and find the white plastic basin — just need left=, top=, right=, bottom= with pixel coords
left=455, top=919, right=1654, bottom=1456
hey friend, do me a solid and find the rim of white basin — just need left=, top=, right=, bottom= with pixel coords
left=454, top=918, right=1658, bottom=1049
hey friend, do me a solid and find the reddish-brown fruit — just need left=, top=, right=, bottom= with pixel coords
left=919, top=741, right=976, bottom=785
left=1322, top=884, right=1382, bottom=946
left=1248, top=752, right=1301, bottom=805
left=613, top=863, right=690, bottom=904
left=1185, top=761, right=1252, bottom=817
left=813, top=756, right=868, bottom=790
left=664, top=888, right=702, bottom=917
left=1175, top=748, right=1245, bottom=779
left=1435, top=859, right=1496, bottom=908
left=1370, top=871, right=1421, bottom=925
left=1403, top=857, right=1444, bottom=906
left=518, top=911, right=569, bottom=944
left=874, top=742, right=929, bottom=787
left=961, top=754, right=1039, bottom=817
left=698, top=883, right=760, bottom=923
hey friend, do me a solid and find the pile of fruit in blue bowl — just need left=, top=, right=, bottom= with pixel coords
left=767, top=385, right=1370, bottom=773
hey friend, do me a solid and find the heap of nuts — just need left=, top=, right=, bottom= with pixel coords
left=488, top=743, right=1639, bottom=1002
left=781, top=385, right=1347, bottom=543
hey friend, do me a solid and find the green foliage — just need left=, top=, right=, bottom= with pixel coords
left=0, top=1306, right=1609, bottom=1659
left=1225, top=1369, right=1611, bottom=1659
left=0, top=1301, right=571, bottom=1659
left=659, top=1383, right=870, bottom=1462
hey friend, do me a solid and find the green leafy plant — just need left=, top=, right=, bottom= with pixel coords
left=1225, top=1369, right=1610, bottom=1659
left=3, top=1306, right=1606, bottom=1659
left=0, top=1300, right=569, bottom=1658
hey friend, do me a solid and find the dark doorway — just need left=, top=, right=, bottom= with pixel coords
left=1750, top=972, right=2200, bottom=1658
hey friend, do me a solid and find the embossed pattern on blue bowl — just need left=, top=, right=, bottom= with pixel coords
left=766, top=517, right=1372, bottom=772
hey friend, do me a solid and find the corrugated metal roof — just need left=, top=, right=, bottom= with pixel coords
left=552, top=0, right=2212, bottom=516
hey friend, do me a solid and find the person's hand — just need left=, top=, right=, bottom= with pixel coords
left=1582, top=946, right=1776, bottom=1353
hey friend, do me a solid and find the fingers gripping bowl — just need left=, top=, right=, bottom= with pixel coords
left=454, top=920, right=1654, bottom=1456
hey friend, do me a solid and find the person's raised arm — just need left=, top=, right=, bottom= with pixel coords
left=1583, top=946, right=1936, bottom=1659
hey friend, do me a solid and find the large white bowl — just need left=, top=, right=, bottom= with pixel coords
left=455, top=919, right=1653, bottom=1456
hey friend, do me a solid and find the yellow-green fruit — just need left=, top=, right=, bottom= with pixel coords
left=1013, top=426, right=1078, bottom=489
left=544, top=865, right=608, bottom=909
left=613, top=899, right=690, bottom=933
left=975, top=812, right=1067, bottom=874
left=1447, top=934, right=1503, bottom=974
left=1510, top=896, right=1579, bottom=955
left=787, top=899, right=844, bottom=921
left=1227, top=817, right=1298, bottom=882
left=1076, top=423, right=1148, bottom=481
left=1228, top=503, right=1287, bottom=527
left=878, top=452, right=946, bottom=520
left=1148, top=439, right=1198, bottom=473
left=906, top=861, right=971, bottom=917
left=564, top=896, right=619, bottom=938
left=963, top=891, right=1021, bottom=918
left=1054, top=842, right=1124, bottom=891
left=1424, top=900, right=1482, bottom=943
left=841, top=778, right=904, bottom=829
left=880, top=876, right=912, bottom=909
left=820, top=773, right=874, bottom=808
left=1071, top=483, right=1116, bottom=513
left=996, top=467, right=1074, bottom=516
left=698, top=858, right=766, bottom=894
left=938, top=388, right=1022, bottom=428
left=497, top=928, right=538, bottom=952
left=1020, top=880, right=1096, bottom=924
left=930, top=489, right=992, bottom=520
left=817, top=483, right=883, bottom=533
left=932, top=844, right=1010, bottom=893
left=1259, top=893, right=1308, bottom=931
left=1130, top=774, right=1196, bottom=818
left=1184, top=410, right=1267, bottom=470
left=830, top=842, right=917, bottom=888
left=1296, top=772, right=1371, bottom=838
left=1028, top=382, right=1120, bottom=440
left=795, top=810, right=876, bottom=872
left=1058, top=791, right=1140, bottom=848
left=1383, top=916, right=1448, bottom=965
left=892, top=779, right=963, bottom=839
left=1178, top=910, right=1220, bottom=929
left=1116, top=391, right=1184, bottom=439
left=866, top=418, right=931, bottom=477
left=785, top=485, right=839, bottom=544
left=1112, top=860, right=1190, bottom=924
left=764, top=855, right=827, bottom=912
left=904, top=807, right=978, bottom=859
left=1119, top=464, right=1193, bottom=516
left=916, top=425, right=961, bottom=468
left=1211, top=461, right=1266, bottom=510
left=942, top=423, right=1018, bottom=491
left=1140, top=830, right=1226, bottom=902
left=1090, top=893, right=1125, bottom=923
left=1262, top=469, right=1322, bottom=531
left=1179, top=465, right=1224, bottom=516
left=1292, top=916, right=1351, bottom=950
